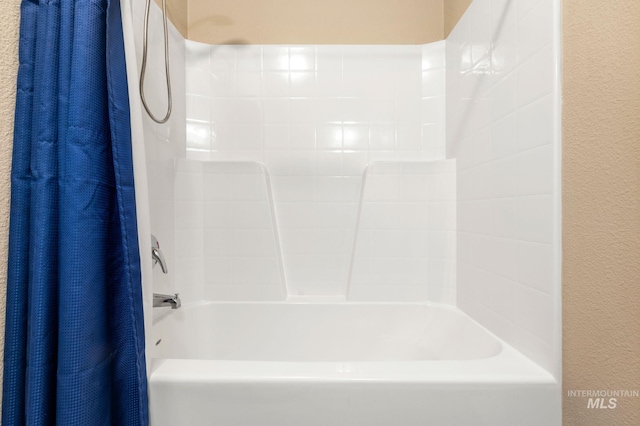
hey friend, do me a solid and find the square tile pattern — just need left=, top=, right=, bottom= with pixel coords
left=182, top=41, right=449, bottom=299
left=138, top=0, right=560, bottom=376
left=447, top=0, right=559, bottom=375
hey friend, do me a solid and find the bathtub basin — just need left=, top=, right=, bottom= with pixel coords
left=148, top=302, right=559, bottom=425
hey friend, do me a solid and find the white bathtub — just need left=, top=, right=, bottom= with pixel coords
left=148, top=302, right=560, bottom=425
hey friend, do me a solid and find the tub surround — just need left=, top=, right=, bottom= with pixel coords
left=447, top=0, right=561, bottom=377
left=174, top=160, right=287, bottom=301
left=173, top=158, right=455, bottom=303
left=349, top=160, right=456, bottom=303
left=132, top=0, right=561, bottom=379
left=180, top=41, right=450, bottom=300
left=130, top=0, right=186, bottom=314
left=124, top=0, right=561, bottom=424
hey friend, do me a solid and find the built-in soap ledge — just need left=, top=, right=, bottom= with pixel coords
left=173, top=159, right=288, bottom=301
left=346, top=159, right=457, bottom=304
left=362, top=160, right=456, bottom=175
left=286, top=295, right=347, bottom=303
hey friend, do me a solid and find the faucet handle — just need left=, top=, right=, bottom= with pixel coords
left=151, top=234, right=161, bottom=250
left=151, top=234, right=168, bottom=274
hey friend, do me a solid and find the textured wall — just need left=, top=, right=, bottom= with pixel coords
left=187, top=0, right=444, bottom=44
left=443, top=0, right=472, bottom=37
left=562, top=0, right=640, bottom=424
left=0, top=0, right=20, bottom=406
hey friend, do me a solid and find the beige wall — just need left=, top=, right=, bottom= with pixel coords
left=0, top=0, right=20, bottom=406
left=443, top=0, right=472, bottom=37
left=562, top=0, right=640, bottom=424
left=174, top=0, right=469, bottom=43
left=187, top=0, right=444, bottom=44
left=155, top=0, right=188, bottom=37
left=171, top=0, right=472, bottom=44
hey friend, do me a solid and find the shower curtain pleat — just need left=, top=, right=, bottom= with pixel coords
left=2, top=0, right=149, bottom=424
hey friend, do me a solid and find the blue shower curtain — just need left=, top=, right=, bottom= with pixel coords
left=2, top=0, right=148, bottom=424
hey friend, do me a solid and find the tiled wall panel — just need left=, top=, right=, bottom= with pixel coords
left=184, top=41, right=450, bottom=299
left=447, top=0, right=560, bottom=375
left=174, top=160, right=287, bottom=301
left=130, top=2, right=187, bottom=302
left=349, top=161, right=456, bottom=303
left=132, top=0, right=559, bottom=376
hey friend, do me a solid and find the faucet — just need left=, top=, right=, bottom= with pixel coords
left=151, top=234, right=168, bottom=273
left=153, top=293, right=181, bottom=309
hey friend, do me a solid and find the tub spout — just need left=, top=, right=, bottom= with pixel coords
left=153, top=293, right=181, bottom=309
